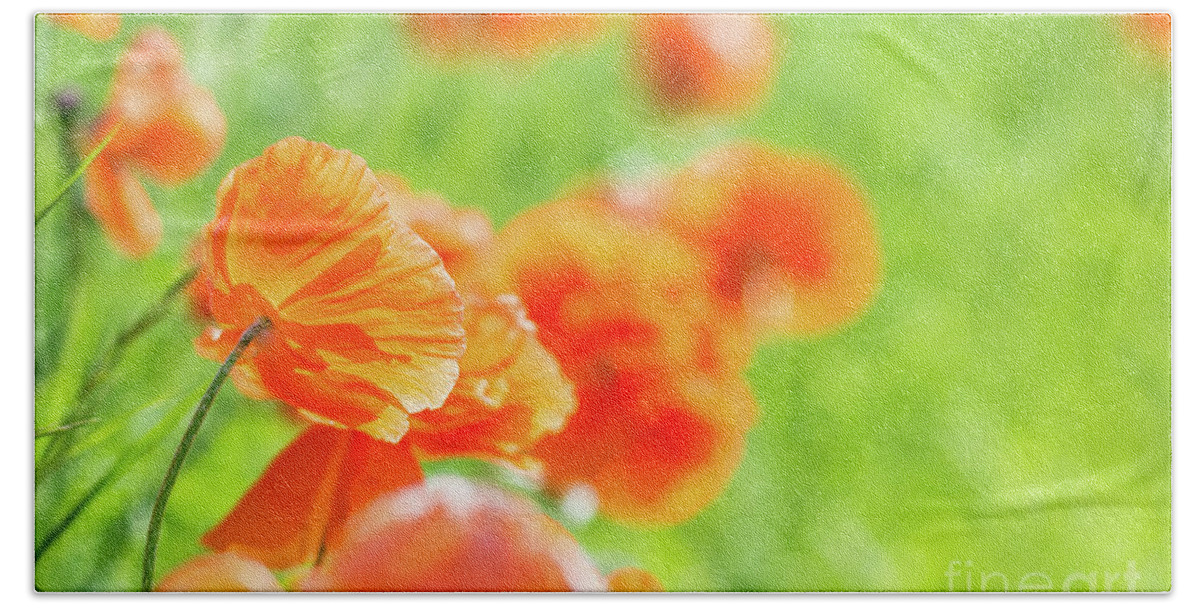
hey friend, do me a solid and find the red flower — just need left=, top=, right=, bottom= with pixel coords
left=379, top=173, right=578, bottom=469
left=194, top=137, right=466, bottom=442
left=202, top=426, right=423, bottom=570
left=488, top=193, right=758, bottom=524
left=408, top=294, right=577, bottom=469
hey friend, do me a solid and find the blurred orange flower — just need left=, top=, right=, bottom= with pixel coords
left=632, top=14, right=776, bottom=115
left=156, top=552, right=283, bottom=592
left=660, top=142, right=881, bottom=337
left=1119, top=13, right=1171, bottom=61
left=488, top=194, right=758, bottom=524
left=202, top=426, right=423, bottom=569
left=489, top=193, right=752, bottom=378
left=607, top=566, right=665, bottom=592
left=84, top=28, right=226, bottom=257
left=301, top=476, right=606, bottom=591
left=534, top=362, right=756, bottom=525
left=404, top=13, right=603, bottom=59
left=45, top=13, right=121, bottom=41
left=194, top=137, right=466, bottom=443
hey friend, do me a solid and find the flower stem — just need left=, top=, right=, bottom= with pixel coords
left=34, top=115, right=121, bottom=227
left=77, top=267, right=200, bottom=401
left=34, top=417, right=97, bottom=439
left=140, top=317, right=271, bottom=592
left=35, top=267, right=201, bottom=484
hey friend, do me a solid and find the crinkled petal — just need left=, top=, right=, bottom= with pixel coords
left=199, top=138, right=465, bottom=437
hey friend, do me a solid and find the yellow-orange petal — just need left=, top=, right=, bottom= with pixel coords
left=409, top=294, right=576, bottom=467
left=534, top=363, right=755, bottom=526
left=607, top=567, right=664, bottom=592
left=45, top=13, right=121, bottom=41
left=632, top=14, right=776, bottom=114
left=82, top=151, right=162, bottom=258
left=663, top=142, right=881, bottom=337
left=378, top=171, right=496, bottom=280
left=156, top=553, right=283, bottom=592
left=104, top=28, right=226, bottom=184
left=302, top=476, right=605, bottom=592
left=199, top=137, right=465, bottom=440
left=202, top=426, right=423, bottom=570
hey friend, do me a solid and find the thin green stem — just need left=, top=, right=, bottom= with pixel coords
left=36, top=267, right=201, bottom=483
left=141, top=317, right=271, bottom=592
left=76, top=267, right=200, bottom=401
left=34, top=418, right=97, bottom=439
left=36, top=466, right=121, bottom=561
left=35, top=386, right=200, bottom=563
left=34, top=120, right=120, bottom=227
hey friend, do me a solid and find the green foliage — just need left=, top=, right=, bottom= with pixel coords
left=33, top=14, right=1170, bottom=591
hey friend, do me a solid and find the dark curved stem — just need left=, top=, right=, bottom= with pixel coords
left=140, top=317, right=271, bottom=592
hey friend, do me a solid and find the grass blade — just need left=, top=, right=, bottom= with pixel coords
left=34, top=121, right=121, bottom=227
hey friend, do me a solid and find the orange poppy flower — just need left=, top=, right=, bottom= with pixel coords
left=45, top=13, right=121, bottom=41
left=301, top=476, right=606, bottom=591
left=607, top=567, right=665, bottom=592
left=408, top=293, right=577, bottom=469
left=1119, top=13, right=1171, bottom=61
left=200, top=296, right=575, bottom=569
left=156, top=552, right=283, bottom=592
left=632, top=14, right=776, bottom=114
left=404, top=13, right=604, bottom=59
left=194, top=137, right=466, bottom=443
left=83, top=28, right=226, bottom=257
left=202, top=425, right=424, bottom=570
left=488, top=194, right=757, bottom=524
left=659, top=142, right=881, bottom=337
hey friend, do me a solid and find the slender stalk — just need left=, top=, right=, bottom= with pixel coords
left=35, top=268, right=201, bottom=483
left=36, top=465, right=121, bottom=561
left=34, top=418, right=97, bottom=439
left=141, top=317, right=271, bottom=592
left=76, top=267, right=200, bottom=401
left=35, top=386, right=200, bottom=563
left=34, top=119, right=120, bottom=227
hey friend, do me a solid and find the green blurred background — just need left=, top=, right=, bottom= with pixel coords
left=34, top=14, right=1170, bottom=591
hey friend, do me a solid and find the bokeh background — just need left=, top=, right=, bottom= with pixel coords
left=34, top=14, right=1170, bottom=591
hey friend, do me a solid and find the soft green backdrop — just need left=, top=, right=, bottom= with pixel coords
left=34, top=14, right=1171, bottom=592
